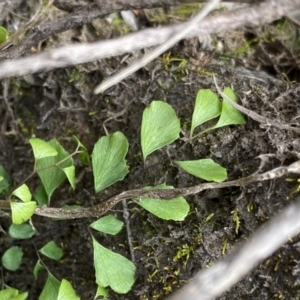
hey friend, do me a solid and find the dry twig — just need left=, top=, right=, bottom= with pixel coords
left=0, top=0, right=255, bottom=60
left=1, top=160, right=299, bottom=219
left=0, top=0, right=55, bottom=51
left=94, top=0, right=220, bottom=93
left=0, top=0, right=299, bottom=79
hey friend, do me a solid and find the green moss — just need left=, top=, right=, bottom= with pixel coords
left=161, top=52, right=187, bottom=72
left=148, top=4, right=202, bottom=23
left=173, top=244, right=193, bottom=269
left=231, top=37, right=258, bottom=57
left=193, top=68, right=214, bottom=77
left=231, top=209, right=241, bottom=235
left=110, top=14, right=131, bottom=35
left=222, top=238, right=229, bottom=255
left=286, top=178, right=300, bottom=199
left=171, top=4, right=202, bottom=19
left=68, top=68, right=83, bottom=83
left=17, top=108, right=37, bottom=136
left=247, top=201, right=256, bottom=212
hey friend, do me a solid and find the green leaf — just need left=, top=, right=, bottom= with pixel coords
left=9, top=223, right=35, bottom=239
left=0, top=288, right=18, bottom=300
left=11, top=184, right=31, bottom=202
left=62, top=166, right=75, bottom=189
left=92, top=132, right=129, bottom=193
left=33, top=185, right=48, bottom=206
left=39, top=273, right=60, bottom=300
left=2, top=246, right=23, bottom=271
left=175, top=159, right=227, bottom=182
left=58, top=279, right=80, bottom=300
left=95, top=286, right=108, bottom=300
left=10, top=201, right=36, bottom=224
left=39, top=241, right=63, bottom=261
left=79, top=151, right=91, bottom=166
left=190, top=89, right=221, bottom=137
left=0, top=288, right=28, bottom=300
left=93, top=238, right=135, bottom=294
left=0, top=165, right=11, bottom=194
left=29, top=138, right=58, bottom=161
left=73, top=135, right=87, bottom=150
left=137, top=198, right=189, bottom=221
left=33, top=260, right=45, bottom=280
left=0, top=26, right=8, bottom=44
left=10, top=293, right=28, bottom=300
left=210, top=87, right=246, bottom=130
left=36, top=139, right=74, bottom=200
left=135, top=184, right=189, bottom=221
left=141, top=101, right=180, bottom=161
left=90, top=215, right=123, bottom=235
left=73, top=135, right=90, bottom=165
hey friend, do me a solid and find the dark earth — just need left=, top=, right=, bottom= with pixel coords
left=1, top=1, right=300, bottom=299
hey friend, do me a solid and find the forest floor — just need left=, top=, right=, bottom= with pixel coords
left=1, top=2, right=300, bottom=299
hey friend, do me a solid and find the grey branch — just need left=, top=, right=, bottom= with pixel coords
left=53, top=0, right=262, bottom=13
left=167, top=197, right=300, bottom=300
left=0, top=0, right=260, bottom=59
left=0, top=0, right=299, bottom=79
left=22, top=159, right=300, bottom=219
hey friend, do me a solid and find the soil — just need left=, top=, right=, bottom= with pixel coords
left=1, top=2, right=300, bottom=300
